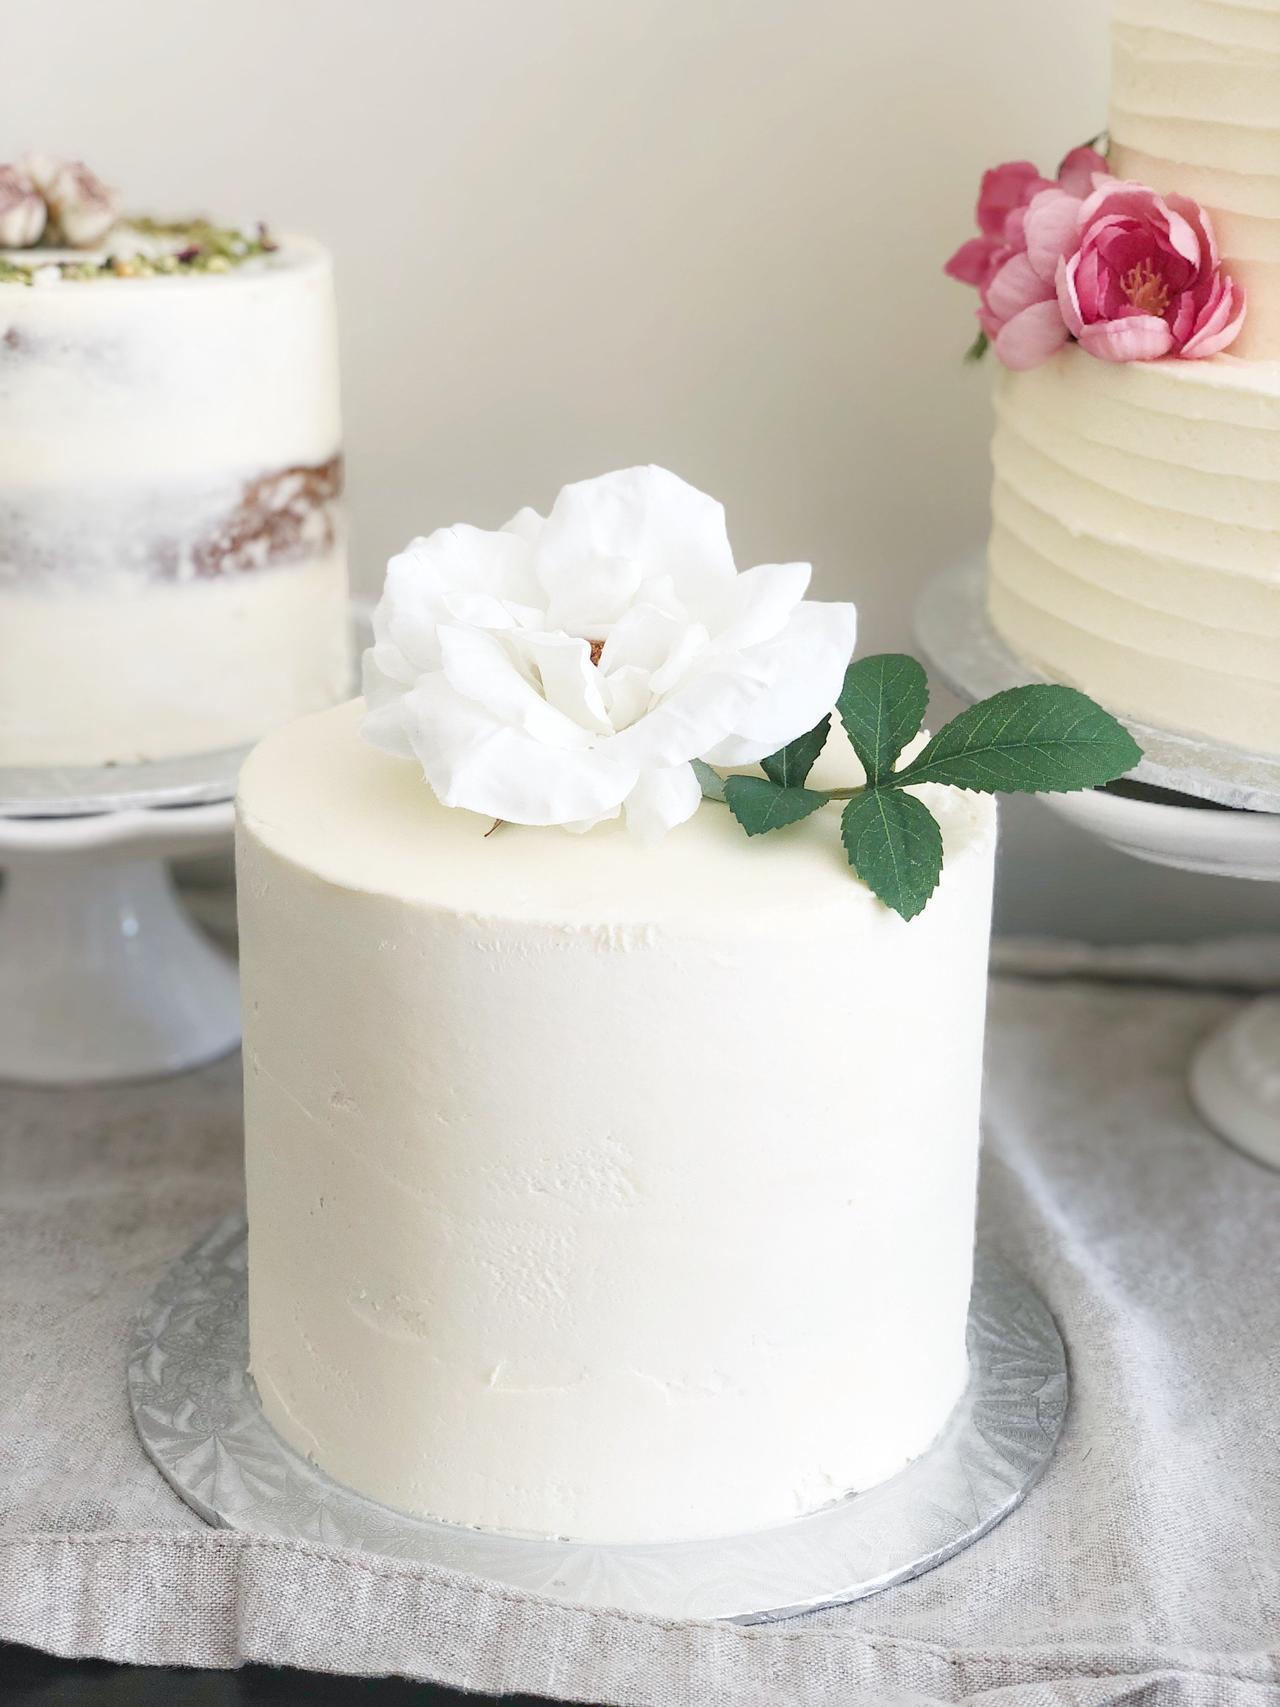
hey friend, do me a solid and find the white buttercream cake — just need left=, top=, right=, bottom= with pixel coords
left=986, top=0, right=1280, bottom=757
left=237, top=698, right=996, bottom=1544
left=0, top=204, right=350, bottom=768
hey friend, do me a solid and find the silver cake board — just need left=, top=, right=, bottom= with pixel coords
left=128, top=1212, right=1068, bottom=1624
left=915, top=556, right=1280, bottom=816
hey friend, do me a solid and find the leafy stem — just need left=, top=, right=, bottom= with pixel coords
left=696, top=655, right=1141, bottom=920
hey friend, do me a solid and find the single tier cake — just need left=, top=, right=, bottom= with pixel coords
left=971, top=1, right=1280, bottom=757
left=238, top=698, right=996, bottom=1543
left=0, top=159, right=350, bottom=768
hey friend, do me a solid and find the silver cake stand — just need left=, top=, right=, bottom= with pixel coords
left=129, top=1214, right=1067, bottom=1624
left=916, top=558, right=1280, bottom=1171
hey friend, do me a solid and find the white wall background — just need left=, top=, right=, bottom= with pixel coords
left=7, top=0, right=1274, bottom=940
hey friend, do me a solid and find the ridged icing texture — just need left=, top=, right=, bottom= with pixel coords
left=1109, top=0, right=1280, bottom=357
left=237, top=698, right=996, bottom=1544
left=987, top=349, right=1280, bottom=754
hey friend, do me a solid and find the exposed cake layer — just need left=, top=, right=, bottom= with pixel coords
left=238, top=699, right=996, bottom=1545
left=988, top=349, right=1280, bottom=755
left=1110, top=0, right=1280, bottom=357
left=0, top=457, right=342, bottom=586
left=0, top=552, right=350, bottom=766
left=0, top=236, right=350, bottom=765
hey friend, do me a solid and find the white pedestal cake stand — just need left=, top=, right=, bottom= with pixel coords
left=915, top=557, right=1280, bottom=1171
left=0, top=751, right=242, bottom=1086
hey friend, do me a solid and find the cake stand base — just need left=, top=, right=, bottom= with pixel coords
left=914, top=561, right=1280, bottom=1173
left=129, top=1213, right=1067, bottom=1624
left=0, top=803, right=237, bottom=1085
left=914, top=556, right=1280, bottom=814
left=1189, top=999, right=1280, bottom=1171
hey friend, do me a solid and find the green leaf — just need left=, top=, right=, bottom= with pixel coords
left=837, top=654, right=929, bottom=786
left=893, top=683, right=1142, bottom=795
left=761, top=714, right=831, bottom=789
left=840, top=789, right=943, bottom=921
left=964, top=330, right=989, bottom=364
left=723, top=775, right=829, bottom=836
left=691, top=757, right=726, bottom=803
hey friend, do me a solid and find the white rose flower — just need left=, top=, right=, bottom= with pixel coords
left=362, top=466, right=857, bottom=842
left=0, top=166, right=46, bottom=249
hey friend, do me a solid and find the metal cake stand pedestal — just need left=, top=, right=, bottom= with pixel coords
left=130, top=1214, right=1067, bottom=1624
left=915, top=557, right=1280, bottom=1171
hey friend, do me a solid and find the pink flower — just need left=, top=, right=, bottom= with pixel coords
left=38, top=158, right=118, bottom=249
left=1057, top=179, right=1246, bottom=362
left=0, top=165, right=46, bottom=249
left=945, top=146, right=1107, bottom=370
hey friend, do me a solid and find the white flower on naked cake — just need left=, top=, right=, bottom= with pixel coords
left=364, top=466, right=1141, bottom=919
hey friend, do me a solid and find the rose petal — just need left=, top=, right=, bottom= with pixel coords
left=360, top=665, right=418, bottom=759
left=1181, top=278, right=1246, bottom=358
left=1056, top=253, right=1086, bottom=337
left=1078, top=314, right=1173, bottom=362
left=611, top=661, right=770, bottom=769
left=597, top=663, right=652, bottom=731
left=701, top=599, right=856, bottom=765
left=985, top=251, right=1053, bottom=324
left=994, top=299, right=1070, bottom=369
left=709, top=561, right=811, bottom=651
left=398, top=677, right=638, bottom=825
left=1168, top=289, right=1198, bottom=346
left=1023, top=188, right=1084, bottom=284
left=623, top=763, right=703, bottom=844
left=518, top=632, right=613, bottom=735
left=1167, top=193, right=1220, bottom=273
left=945, top=235, right=1000, bottom=287
left=500, top=505, right=545, bottom=544
left=977, top=161, right=1050, bottom=237
left=1056, top=145, right=1108, bottom=198
left=536, top=466, right=736, bottom=631
left=437, top=625, right=594, bottom=748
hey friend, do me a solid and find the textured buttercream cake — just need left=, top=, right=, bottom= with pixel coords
left=0, top=204, right=350, bottom=768
left=237, top=698, right=996, bottom=1544
left=985, top=0, right=1280, bottom=757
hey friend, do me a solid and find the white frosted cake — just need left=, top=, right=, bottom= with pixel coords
left=0, top=157, right=350, bottom=768
left=238, top=699, right=995, bottom=1543
left=960, top=2, right=1280, bottom=757
left=235, top=465, right=1014, bottom=1545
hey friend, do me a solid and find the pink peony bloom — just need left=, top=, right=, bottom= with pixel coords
left=1057, top=179, right=1246, bottom=362
left=945, top=146, right=1107, bottom=369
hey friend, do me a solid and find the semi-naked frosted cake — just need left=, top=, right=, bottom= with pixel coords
left=238, top=699, right=995, bottom=1543
left=0, top=156, right=350, bottom=768
left=976, top=1, right=1280, bottom=756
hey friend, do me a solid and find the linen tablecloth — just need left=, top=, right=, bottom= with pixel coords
left=3, top=935, right=1280, bottom=1706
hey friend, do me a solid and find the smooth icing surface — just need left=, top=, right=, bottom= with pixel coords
left=1111, top=0, right=1280, bottom=358
left=988, top=349, right=1280, bottom=755
left=0, top=237, right=350, bottom=766
left=238, top=698, right=996, bottom=1543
